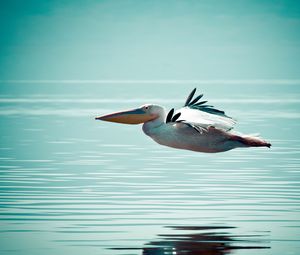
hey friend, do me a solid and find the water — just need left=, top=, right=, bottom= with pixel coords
left=0, top=81, right=300, bottom=255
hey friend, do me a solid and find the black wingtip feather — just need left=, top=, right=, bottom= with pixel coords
left=184, top=88, right=197, bottom=106
left=184, top=89, right=230, bottom=118
left=166, top=108, right=174, bottom=123
left=189, top=94, right=203, bottom=106
left=190, top=106, right=225, bottom=116
left=194, top=100, right=207, bottom=106
left=171, top=112, right=181, bottom=122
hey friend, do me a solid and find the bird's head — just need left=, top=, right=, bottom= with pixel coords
left=95, top=104, right=165, bottom=124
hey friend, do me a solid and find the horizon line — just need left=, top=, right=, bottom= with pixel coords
left=1, top=79, right=300, bottom=84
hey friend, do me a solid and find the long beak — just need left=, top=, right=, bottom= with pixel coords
left=95, top=108, right=154, bottom=124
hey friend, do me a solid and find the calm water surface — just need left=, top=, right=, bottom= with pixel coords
left=0, top=82, right=300, bottom=255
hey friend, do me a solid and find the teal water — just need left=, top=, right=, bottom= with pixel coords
left=0, top=82, right=300, bottom=255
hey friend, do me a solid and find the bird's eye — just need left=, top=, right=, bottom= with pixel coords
left=145, top=106, right=149, bottom=110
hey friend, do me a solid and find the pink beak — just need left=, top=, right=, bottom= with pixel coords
left=95, top=107, right=154, bottom=124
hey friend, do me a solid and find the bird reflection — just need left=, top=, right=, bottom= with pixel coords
left=111, top=226, right=269, bottom=255
left=142, top=226, right=269, bottom=255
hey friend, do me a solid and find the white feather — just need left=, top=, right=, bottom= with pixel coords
left=175, top=107, right=236, bottom=131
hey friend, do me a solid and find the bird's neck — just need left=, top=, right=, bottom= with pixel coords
left=142, top=113, right=165, bottom=136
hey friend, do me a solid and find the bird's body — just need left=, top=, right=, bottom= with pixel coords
left=144, top=122, right=230, bottom=153
left=145, top=122, right=224, bottom=153
left=96, top=88, right=271, bottom=153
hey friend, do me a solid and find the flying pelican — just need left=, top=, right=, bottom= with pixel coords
left=95, top=88, right=271, bottom=153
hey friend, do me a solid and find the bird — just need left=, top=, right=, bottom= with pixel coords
left=95, top=88, right=271, bottom=153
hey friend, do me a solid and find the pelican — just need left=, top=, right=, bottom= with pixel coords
left=95, top=88, right=271, bottom=153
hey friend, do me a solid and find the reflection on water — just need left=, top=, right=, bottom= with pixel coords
left=0, top=83, right=300, bottom=255
left=113, top=226, right=270, bottom=255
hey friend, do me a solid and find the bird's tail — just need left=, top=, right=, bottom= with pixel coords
left=230, top=134, right=271, bottom=148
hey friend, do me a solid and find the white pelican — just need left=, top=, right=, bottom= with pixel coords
left=95, top=88, right=271, bottom=153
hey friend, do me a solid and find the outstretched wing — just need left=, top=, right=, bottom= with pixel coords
left=166, top=88, right=236, bottom=132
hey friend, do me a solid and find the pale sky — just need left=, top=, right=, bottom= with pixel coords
left=0, top=0, right=300, bottom=80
